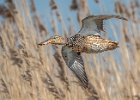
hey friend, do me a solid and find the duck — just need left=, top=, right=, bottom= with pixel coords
left=38, top=15, right=127, bottom=88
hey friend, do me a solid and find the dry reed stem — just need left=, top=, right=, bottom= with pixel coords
left=0, top=0, right=140, bottom=100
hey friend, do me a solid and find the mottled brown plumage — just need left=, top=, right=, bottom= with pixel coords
left=66, top=34, right=118, bottom=53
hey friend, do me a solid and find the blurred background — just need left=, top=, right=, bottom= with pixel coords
left=0, top=0, right=140, bottom=100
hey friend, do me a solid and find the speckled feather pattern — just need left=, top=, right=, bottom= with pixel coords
left=66, top=34, right=118, bottom=53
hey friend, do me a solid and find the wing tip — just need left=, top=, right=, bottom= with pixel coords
left=120, top=16, right=128, bottom=21
left=115, top=15, right=128, bottom=21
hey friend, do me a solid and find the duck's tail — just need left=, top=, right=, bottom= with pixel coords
left=107, top=41, right=119, bottom=50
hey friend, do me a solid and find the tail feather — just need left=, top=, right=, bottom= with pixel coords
left=107, top=41, right=119, bottom=50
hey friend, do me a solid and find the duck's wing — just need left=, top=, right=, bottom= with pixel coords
left=61, top=46, right=88, bottom=88
left=78, top=15, right=127, bottom=35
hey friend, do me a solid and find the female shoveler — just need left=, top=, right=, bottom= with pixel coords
left=38, top=15, right=127, bottom=88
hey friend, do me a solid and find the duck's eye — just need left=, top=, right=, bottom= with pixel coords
left=54, top=36, right=59, bottom=39
left=64, top=55, right=67, bottom=58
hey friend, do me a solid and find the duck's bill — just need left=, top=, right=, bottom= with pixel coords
left=38, top=39, right=51, bottom=46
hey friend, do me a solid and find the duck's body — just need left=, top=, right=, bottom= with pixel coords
left=39, top=34, right=118, bottom=53
left=66, top=34, right=118, bottom=53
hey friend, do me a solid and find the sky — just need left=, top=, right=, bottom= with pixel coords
left=33, top=0, right=130, bottom=38
left=0, top=0, right=138, bottom=39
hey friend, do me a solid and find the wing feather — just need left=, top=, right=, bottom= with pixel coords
left=61, top=46, right=88, bottom=87
left=79, top=15, right=127, bottom=35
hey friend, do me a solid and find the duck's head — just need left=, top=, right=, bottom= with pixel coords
left=38, top=35, right=66, bottom=46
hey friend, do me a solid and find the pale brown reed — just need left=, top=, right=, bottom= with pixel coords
left=0, top=0, right=140, bottom=100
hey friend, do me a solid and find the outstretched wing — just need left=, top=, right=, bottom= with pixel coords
left=78, top=15, right=127, bottom=35
left=61, top=46, right=88, bottom=88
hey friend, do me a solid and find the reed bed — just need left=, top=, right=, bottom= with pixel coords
left=0, top=0, right=140, bottom=100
